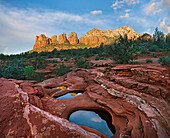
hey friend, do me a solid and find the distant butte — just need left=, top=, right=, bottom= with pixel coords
left=32, top=25, right=170, bottom=52
left=33, top=25, right=141, bottom=50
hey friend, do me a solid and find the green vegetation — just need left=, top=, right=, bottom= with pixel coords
left=3, top=58, right=25, bottom=79
left=106, top=35, right=136, bottom=64
left=0, top=61, right=2, bottom=77
left=24, top=66, right=35, bottom=80
left=146, top=59, right=153, bottom=63
left=129, top=61, right=138, bottom=64
left=153, top=27, right=165, bottom=49
left=0, top=27, right=169, bottom=81
left=158, top=56, right=170, bottom=66
left=54, top=63, right=72, bottom=76
left=95, top=56, right=107, bottom=60
left=74, top=59, right=91, bottom=69
left=36, top=72, right=45, bottom=82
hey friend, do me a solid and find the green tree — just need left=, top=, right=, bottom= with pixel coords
left=55, top=63, right=72, bottom=76
left=153, top=27, right=165, bottom=48
left=3, top=66, right=16, bottom=79
left=11, top=58, right=25, bottom=79
left=0, top=61, right=2, bottom=77
left=36, top=72, right=45, bottom=82
left=106, top=35, right=136, bottom=64
left=74, top=59, right=91, bottom=69
left=24, top=66, right=35, bottom=80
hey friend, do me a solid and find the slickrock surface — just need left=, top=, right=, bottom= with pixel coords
left=0, top=64, right=169, bottom=137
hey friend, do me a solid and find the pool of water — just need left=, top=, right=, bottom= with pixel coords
left=56, top=93, right=82, bottom=100
left=69, top=110, right=114, bottom=137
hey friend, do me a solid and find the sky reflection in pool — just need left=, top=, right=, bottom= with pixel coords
left=69, top=110, right=114, bottom=137
left=56, top=93, right=82, bottom=100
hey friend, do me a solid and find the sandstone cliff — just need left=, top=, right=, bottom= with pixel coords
left=68, top=32, right=79, bottom=45
left=58, top=33, right=69, bottom=44
left=33, top=25, right=141, bottom=50
left=33, top=34, right=58, bottom=49
left=33, top=34, right=49, bottom=49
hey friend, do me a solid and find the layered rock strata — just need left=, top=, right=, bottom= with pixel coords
left=0, top=64, right=169, bottom=137
left=33, top=25, right=142, bottom=49
left=68, top=32, right=79, bottom=45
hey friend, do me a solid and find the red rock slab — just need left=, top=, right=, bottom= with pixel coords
left=0, top=78, right=102, bottom=138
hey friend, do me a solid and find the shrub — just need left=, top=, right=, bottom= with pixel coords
left=129, top=61, right=138, bottom=64
left=158, top=56, right=170, bottom=66
left=74, top=59, right=91, bottom=69
left=3, top=65, right=25, bottom=79
left=24, top=66, right=35, bottom=80
left=0, top=62, right=2, bottom=77
left=106, top=35, right=136, bottom=64
left=55, top=63, right=72, bottom=76
left=146, top=59, right=153, bottom=63
left=105, top=67, right=110, bottom=71
left=36, top=72, right=45, bottom=82
left=3, top=66, right=15, bottom=79
left=160, top=48, right=168, bottom=54
left=95, top=56, right=100, bottom=60
left=149, top=45, right=158, bottom=52
left=152, top=52, right=157, bottom=57
left=95, top=56, right=107, bottom=60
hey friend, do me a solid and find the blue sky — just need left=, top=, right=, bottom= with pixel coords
left=0, top=0, right=169, bottom=54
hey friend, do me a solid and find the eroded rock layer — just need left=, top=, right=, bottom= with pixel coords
left=33, top=25, right=142, bottom=50
left=0, top=64, right=169, bottom=137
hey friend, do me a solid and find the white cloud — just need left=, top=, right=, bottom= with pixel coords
left=146, top=1, right=168, bottom=16
left=159, top=17, right=170, bottom=33
left=147, top=28, right=151, bottom=33
left=160, top=17, right=166, bottom=29
left=125, top=9, right=130, bottom=12
left=3, top=47, right=8, bottom=54
left=91, top=10, right=102, bottom=15
left=137, top=20, right=140, bottom=23
left=91, top=117, right=102, bottom=122
left=0, top=4, right=106, bottom=54
left=162, top=0, right=170, bottom=7
left=165, top=26, right=170, bottom=32
left=120, top=13, right=129, bottom=18
left=112, top=0, right=139, bottom=10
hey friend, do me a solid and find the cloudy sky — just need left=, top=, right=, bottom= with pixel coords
left=0, top=0, right=169, bottom=54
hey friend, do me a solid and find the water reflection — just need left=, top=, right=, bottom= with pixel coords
left=53, top=86, right=67, bottom=89
left=57, top=93, right=82, bottom=100
left=69, top=110, right=114, bottom=137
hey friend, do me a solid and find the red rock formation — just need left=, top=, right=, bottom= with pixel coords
left=79, top=28, right=107, bottom=45
left=68, top=32, right=79, bottom=45
left=50, top=35, right=58, bottom=44
left=33, top=34, right=49, bottom=49
left=79, top=26, right=141, bottom=45
left=0, top=78, right=104, bottom=138
left=58, top=33, right=69, bottom=44
left=1, top=63, right=169, bottom=137
left=33, top=26, right=143, bottom=50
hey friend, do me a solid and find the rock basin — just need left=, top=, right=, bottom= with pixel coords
left=56, top=92, right=82, bottom=100
left=69, top=110, right=115, bottom=137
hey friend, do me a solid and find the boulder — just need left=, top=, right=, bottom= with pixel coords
left=68, top=32, right=78, bottom=45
